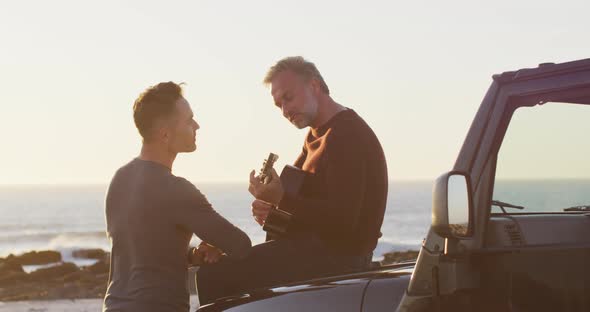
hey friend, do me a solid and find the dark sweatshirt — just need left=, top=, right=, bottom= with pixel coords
left=279, top=109, right=388, bottom=256
left=103, top=158, right=251, bottom=312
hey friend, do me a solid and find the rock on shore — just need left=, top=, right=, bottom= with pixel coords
left=380, top=250, right=419, bottom=265
left=2, top=250, right=61, bottom=266
left=0, top=249, right=109, bottom=301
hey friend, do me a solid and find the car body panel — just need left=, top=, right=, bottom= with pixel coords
left=197, top=263, right=414, bottom=311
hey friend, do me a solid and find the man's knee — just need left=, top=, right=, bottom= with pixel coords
left=197, top=265, right=223, bottom=305
left=196, top=262, right=243, bottom=305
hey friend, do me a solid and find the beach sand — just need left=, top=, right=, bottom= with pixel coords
left=0, top=295, right=200, bottom=311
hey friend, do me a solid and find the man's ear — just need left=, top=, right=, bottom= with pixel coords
left=152, top=123, right=169, bottom=144
left=162, top=130, right=170, bottom=144
left=154, top=116, right=176, bottom=144
left=310, top=78, right=321, bottom=95
left=162, top=123, right=173, bottom=144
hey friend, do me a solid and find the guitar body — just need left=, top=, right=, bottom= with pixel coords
left=263, top=165, right=307, bottom=240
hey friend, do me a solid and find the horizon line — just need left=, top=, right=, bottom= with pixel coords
left=2, top=177, right=590, bottom=187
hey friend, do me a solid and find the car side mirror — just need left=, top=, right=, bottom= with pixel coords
left=432, top=171, right=473, bottom=238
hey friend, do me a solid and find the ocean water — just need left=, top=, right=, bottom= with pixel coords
left=1, top=180, right=587, bottom=262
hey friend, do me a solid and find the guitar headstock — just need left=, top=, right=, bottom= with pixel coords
left=259, top=153, right=279, bottom=184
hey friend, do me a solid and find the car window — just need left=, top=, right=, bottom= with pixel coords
left=493, top=102, right=590, bottom=213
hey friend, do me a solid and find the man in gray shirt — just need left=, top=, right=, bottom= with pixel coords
left=103, top=82, right=251, bottom=311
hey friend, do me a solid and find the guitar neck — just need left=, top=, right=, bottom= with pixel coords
left=259, top=153, right=279, bottom=183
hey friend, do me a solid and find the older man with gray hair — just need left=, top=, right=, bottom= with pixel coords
left=196, top=57, right=388, bottom=306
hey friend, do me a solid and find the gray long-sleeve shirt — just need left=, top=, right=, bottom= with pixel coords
left=103, top=158, right=251, bottom=312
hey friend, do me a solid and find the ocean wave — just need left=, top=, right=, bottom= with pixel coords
left=46, top=232, right=109, bottom=249
left=0, top=230, right=106, bottom=243
left=0, top=231, right=110, bottom=258
left=0, top=222, right=105, bottom=240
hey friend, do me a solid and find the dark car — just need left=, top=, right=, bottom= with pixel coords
left=199, top=58, right=590, bottom=311
left=198, top=262, right=413, bottom=312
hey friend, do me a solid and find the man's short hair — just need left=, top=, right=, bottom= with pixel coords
left=263, top=56, right=330, bottom=95
left=133, top=81, right=184, bottom=142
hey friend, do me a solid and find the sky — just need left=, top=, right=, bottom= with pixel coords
left=1, top=0, right=589, bottom=185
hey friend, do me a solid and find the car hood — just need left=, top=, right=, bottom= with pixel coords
left=197, top=262, right=415, bottom=311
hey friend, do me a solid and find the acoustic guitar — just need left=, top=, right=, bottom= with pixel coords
left=257, top=153, right=307, bottom=240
